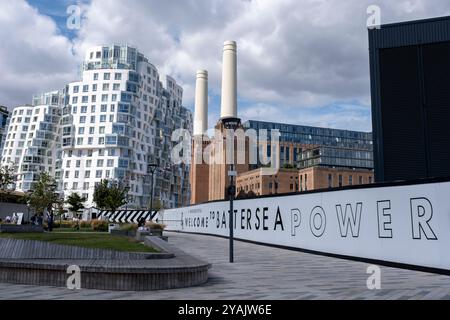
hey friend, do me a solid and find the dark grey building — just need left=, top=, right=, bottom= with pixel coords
left=0, top=106, right=10, bottom=152
left=369, top=16, right=450, bottom=182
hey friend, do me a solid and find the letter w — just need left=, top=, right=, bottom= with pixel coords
left=336, top=203, right=363, bottom=237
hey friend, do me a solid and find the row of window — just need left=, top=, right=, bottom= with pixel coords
left=71, top=93, right=117, bottom=104
left=74, top=73, right=122, bottom=90
left=66, top=159, right=116, bottom=169
left=326, top=174, right=373, bottom=188
left=77, top=114, right=113, bottom=124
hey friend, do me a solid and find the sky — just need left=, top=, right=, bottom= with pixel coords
left=1, top=0, right=450, bottom=132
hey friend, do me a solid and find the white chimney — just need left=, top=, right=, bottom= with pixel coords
left=193, top=70, right=208, bottom=136
left=220, top=41, right=237, bottom=119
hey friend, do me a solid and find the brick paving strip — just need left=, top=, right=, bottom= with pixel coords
left=0, top=232, right=449, bottom=299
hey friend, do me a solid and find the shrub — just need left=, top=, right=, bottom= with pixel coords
left=145, top=221, right=166, bottom=230
left=119, top=223, right=138, bottom=231
left=80, top=221, right=91, bottom=229
left=90, top=219, right=108, bottom=232
left=53, top=220, right=73, bottom=228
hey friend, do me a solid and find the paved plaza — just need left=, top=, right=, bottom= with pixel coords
left=0, top=232, right=449, bottom=300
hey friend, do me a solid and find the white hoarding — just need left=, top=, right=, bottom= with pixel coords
left=162, top=180, right=450, bottom=271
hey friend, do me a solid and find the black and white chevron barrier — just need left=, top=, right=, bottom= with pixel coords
left=97, top=210, right=158, bottom=224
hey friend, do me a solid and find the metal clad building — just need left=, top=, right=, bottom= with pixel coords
left=369, top=16, right=450, bottom=182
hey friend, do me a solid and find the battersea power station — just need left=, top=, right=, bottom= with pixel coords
left=190, top=41, right=374, bottom=205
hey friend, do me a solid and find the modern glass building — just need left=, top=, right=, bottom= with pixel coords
left=242, top=120, right=374, bottom=170
left=298, top=146, right=374, bottom=169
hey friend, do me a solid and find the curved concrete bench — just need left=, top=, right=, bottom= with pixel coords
left=0, top=236, right=210, bottom=291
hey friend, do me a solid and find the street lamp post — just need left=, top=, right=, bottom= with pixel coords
left=147, top=164, right=158, bottom=219
left=221, top=117, right=241, bottom=263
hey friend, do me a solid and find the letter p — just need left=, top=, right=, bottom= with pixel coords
left=291, top=209, right=301, bottom=236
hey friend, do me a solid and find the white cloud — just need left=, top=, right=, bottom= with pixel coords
left=0, top=0, right=77, bottom=109
left=2, top=0, right=450, bottom=131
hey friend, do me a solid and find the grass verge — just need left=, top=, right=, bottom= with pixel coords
left=0, top=232, right=158, bottom=253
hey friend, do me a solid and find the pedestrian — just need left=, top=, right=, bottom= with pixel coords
left=48, top=212, right=54, bottom=232
left=138, top=217, right=145, bottom=228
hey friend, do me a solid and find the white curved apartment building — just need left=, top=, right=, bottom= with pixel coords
left=1, top=91, right=64, bottom=191
left=1, top=45, right=192, bottom=209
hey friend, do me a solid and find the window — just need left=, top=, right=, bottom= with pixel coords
left=83, top=85, right=89, bottom=92
left=98, top=137, right=105, bottom=145
left=369, top=176, right=373, bottom=184
left=101, top=94, right=108, bottom=102
left=79, top=116, right=86, bottom=123
left=89, top=127, right=95, bottom=134
left=90, top=116, right=95, bottom=123
left=73, top=106, right=77, bottom=113
left=72, top=182, right=78, bottom=190
left=78, top=127, right=84, bottom=134
left=81, top=106, right=87, bottom=113
left=359, top=176, right=363, bottom=184
left=107, top=159, right=114, bottom=167
left=113, top=83, right=120, bottom=91
left=83, top=182, right=89, bottom=190
left=93, top=73, right=98, bottom=80
left=88, top=137, right=93, bottom=145
left=96, top=170, right=102, bottom=178
left=104, top=73, right=110, bottom=80
left=349, top=175, right=353, bottom=186
left=74, top=171, right=79, bottom=178
left=112, top=94, right=117, bottom=102
left=97, top=159, right=104, bottom=167
left=96, top=51, right=101, bottom=58
left=77, top=137, right=83, bottom=145
left=101, top=104, right=107, bottom=112
left=328, top=174, right=333, bottom=188
left=82, top=96, right=88, bottom=103
left=100, top=115, right=106, bottom=122
left=115, top=73, right=122, bottom=80
left=85, top=171, right=91, bottom=178
left=99, top=126, right=105, bottom=134
left=91, top=105, right=95, bottom=113
left=339, top=175, right=343, bottom=187
left=73, top=86, right=79, bottom=93
left=103, top=83, right=109, bottom=91
left=76, top=160, right=81, bottom=168
left=66, top=160, right=71, bottom=168
left=86, top=160, right=92, bottom=167
left=92, top=84, right=97, bottom=92
left=72, top=97, right=78, bottom=104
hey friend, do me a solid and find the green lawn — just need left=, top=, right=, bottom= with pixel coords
left=52, top=228, right=101, bottom=233
left=0, top=232, right=158, bottom=253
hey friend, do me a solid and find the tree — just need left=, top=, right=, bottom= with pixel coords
left=26, top=172, right=58, bottom=216
left=0, top=164, right=15, bottom=202
left=93, top=179, right=129, bottom=212
left=66, top=193, right=86, bottom=216
left=149, top=198, right=165, bottom=212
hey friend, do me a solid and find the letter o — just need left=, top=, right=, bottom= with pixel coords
left=309, top=206, right=326, bottom=237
